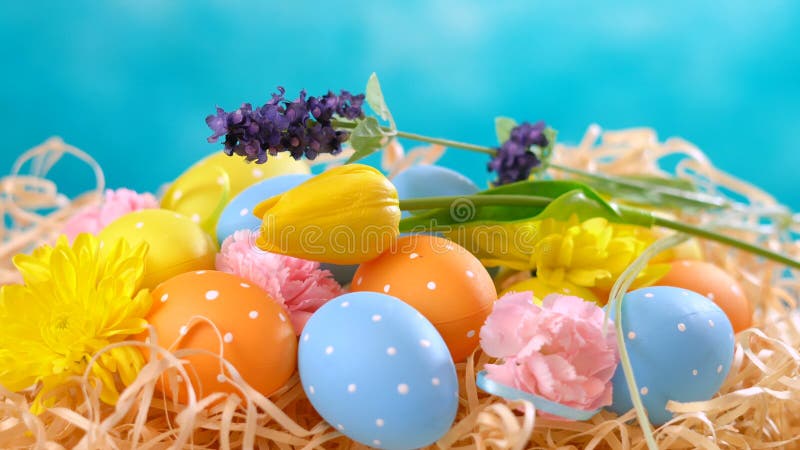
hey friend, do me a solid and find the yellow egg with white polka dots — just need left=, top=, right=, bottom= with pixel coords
left=147, top=270, right=296, bottom=402
left=161, top=151, right=309, bottom=234
left=99, top=209, right=216, bottom=288
left=500, top=276, right=600, bottom=305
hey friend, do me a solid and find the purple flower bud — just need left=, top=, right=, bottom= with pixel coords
left=488, top=121, right=549, bottom=185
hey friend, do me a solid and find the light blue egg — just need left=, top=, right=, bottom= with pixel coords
left=607, top=286, right=735, bottom=425
left=216, top=174, right=312, bottom=245
left=393, top=165, right=479, bottom=219
left=299, top=292, right=458, bottom=450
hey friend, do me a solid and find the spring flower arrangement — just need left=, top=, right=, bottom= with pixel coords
left=1, top=75, right=800, bottom=449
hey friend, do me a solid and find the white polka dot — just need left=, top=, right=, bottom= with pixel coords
left=223, top=332, right=233, bottom=343
left=426, top=281, right=437, bottom=290
left=240, top=282, right=251, bottom=288
left=172, top=189, right=183, bottom=200
left=325, top=346, right=334, bottom=355
left=681, top=291, right=690, bottom=296
left=179, top=325, right=188, bottom=336
left=372, top=314, right=382, bottom=322
left=627, top=331, right=636, bottom=340
left=677, top=323, right=687, bottom=332
left=409, top=252, right=419, bottom=259
left=375, top=418, right=384, bottom=427
left=135, top=221, right=144, bottom=229
left=397, top=383, right=409, bottom=395
left=217, top=374, right=226, bottom=383
left=308, top=385, right=315, bottom=395
left=640, top=386, right=649, bottom=395
left=709, top=319, right=715, bottom=327
left=347, top=383, right=357, bottom=393
left=252, top=168, right=263, bottom=178
left=731, top=284, right=742, bottom=296
left=239, top=208, right=249, bottom=216
left=249, top=310, right=259, bottom=319
left=644, top=292, right=654, bottom=298
left=303, top=333, right=310, bottom=342
left=340, top=301, right=350, bottom=308
left=373, top=440, right=381, bottom=447
left=205, top=290, right=219, bottom=300
left=692, top=369, right=699, bottom=376
left=717, top=365, right=723, bottom=373
left=196, top=270, right=207, bottom=275
left=191, top=213, right=201, bottom=223
left=336, top=424, right=344, bottom=430
left=356, top=277, right=363, bottom=286
left=176, top=375, right=183, bottom=383
left=160, top=293, right=169, bottom=303
left=563, top=287, right=571, bottom=294
left=432, top=377, right=440, bottom=386
left=383, top=284, right=390, bottom=293
left=681, top=261, right=691, bottom=267
left=279, top=313, right=286, bottom=322
left=707, top=292, right=716, bottom=300
left=99, top=240, right=105, bottom=249
left=466, top=330, right=476, bottom=338
left=466, top=270, right=475, bottom=278
left=420, top=339, right=431, bottom=348
left=386, top=347, right=397, bottom=356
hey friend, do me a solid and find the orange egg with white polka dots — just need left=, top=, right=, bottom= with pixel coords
left=655, top=260, right=751, bottom=333
left=146, top=270, right=296, bottom=402
left=351, top=235, right=497, bottom=362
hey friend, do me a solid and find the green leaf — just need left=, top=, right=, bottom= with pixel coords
left=346, top=117, right=388, bottom=163
left=399, top=180, right=653, bottom=232
left=494, top=117, right=518, bottom=144
left=365, top=73, right=394, bottom=127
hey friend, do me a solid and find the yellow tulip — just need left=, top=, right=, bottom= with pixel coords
left=253, top=164, right=401, bottom=264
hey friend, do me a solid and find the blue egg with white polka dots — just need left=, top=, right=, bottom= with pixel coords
left=216, top=173, right=312, bottom=245
left=299, top=292, right=458, bottom=450
left=393, top=165, right=479, bottom=218
left=607, top=286, right=735, bottom=425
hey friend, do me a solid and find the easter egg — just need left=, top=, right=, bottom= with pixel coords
left=216, top=173, right=313, bottom=245
left=299, top=292, right=458, bottom=449
left=352, top=235, right=497, bottom=362
left=393, top=165, right=479, bottom=218
left=162, top=151, right=309, bottom=233
left=501, top=276, right=600, bottom=304
left=607, top=286, right=735, bottom=425
left=655, top=260, right=751, bottom=333
left=148, top=270, right=296, bottom=401
left=99, top=209, right=216, bottom=288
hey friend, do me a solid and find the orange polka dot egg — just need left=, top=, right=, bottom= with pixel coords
left=145, top=270, right=296, bottom=402
left=654, top=260, right=751, bottom=333
left=351, top=235, right=497, bottom=362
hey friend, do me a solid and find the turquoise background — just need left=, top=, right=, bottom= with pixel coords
left=2, top=1, right=799, bottom=207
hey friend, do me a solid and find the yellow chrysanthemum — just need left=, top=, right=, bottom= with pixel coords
left=533, top=216, right=669, bottom=289
left=0, top=233, right=151, bottom=413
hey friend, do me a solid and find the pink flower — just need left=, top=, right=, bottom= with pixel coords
left=62, top=188, right=159, bottom=240
left=216, top=229, right=344, bottom=334
left=480, top=292, right=619, bottom=418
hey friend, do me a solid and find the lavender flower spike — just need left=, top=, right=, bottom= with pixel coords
left=488, top=121, right=549, bottom=185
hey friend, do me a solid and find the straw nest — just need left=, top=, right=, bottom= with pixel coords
left=2, top=130, right=799, bottom=449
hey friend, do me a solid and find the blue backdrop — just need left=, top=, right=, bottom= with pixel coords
left=2, top=1, right=799, bottom=207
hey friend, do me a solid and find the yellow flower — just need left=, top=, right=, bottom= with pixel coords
left=0, top=234, right=151, bottom=413
left=253, top=164, right=401, bottom=264
left=444, top=215, right=668, bottom=293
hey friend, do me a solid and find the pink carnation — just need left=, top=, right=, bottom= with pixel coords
left=480, top=292, right=619, bottom=418
left=62, top=188, right=159, bottom=240
left=216, top=229, right=344, bottom=334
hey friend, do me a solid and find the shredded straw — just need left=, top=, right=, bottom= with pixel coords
left=2, top=127, right=800, bottom=449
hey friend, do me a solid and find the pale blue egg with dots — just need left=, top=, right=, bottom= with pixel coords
left=298, top=291, right=458, bottom=450
left=393, top=165, right=479, bottom=219
left=216, top=173, right=312, bottom=245
left=607, top=286, right=735, bottom=425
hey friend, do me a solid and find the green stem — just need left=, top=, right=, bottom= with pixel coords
left=397, top=195, right=800, bottom=269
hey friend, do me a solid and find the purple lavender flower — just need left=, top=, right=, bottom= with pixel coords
left=206, top=88, right=365, bottom=163
left=488, top=121, right=549, bottom=185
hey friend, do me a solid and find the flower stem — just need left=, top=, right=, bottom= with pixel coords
left=398, top=195, right=800, bottom=269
